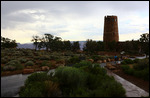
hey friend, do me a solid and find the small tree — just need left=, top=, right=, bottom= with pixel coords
left=139, top=33, right=149, bottom=58
left=1, top=36, right=17, bottom=48
left=31, top=35, right=40, bottom=51
left=72, top=41, right=80, bottom=52
left=43, top=34, right=54, bottom=51
left=63, top=40, right=72, bottom=51
left=83, top=39, right=98, bottom=54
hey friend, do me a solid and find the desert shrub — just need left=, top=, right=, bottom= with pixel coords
left=73, top=60, right=92, bottom=68
left=40, top=61, right=52, bottom=67
left=121, top=59, right=134, bottom=64
left=13, top=51, right=24, bottom=56
left=25, top=72, right=50, bottom=84
left=50, top=55, right=59, bottom=60
left=100, top=56, right=108, bottom=60
left=20, top=74, right=61, bottom=97
left=89, top=64, right=106, bottom=75
left=19, top=81, right=44, bottom=97
left=40, top=55, right=50, bottom=60
left=91, top=55, right=101, bottom=62
left=1, top=57, right=9, bottom=64
left=125, top=68, right=134, bottom=75
left=121, top=59, right=149, bottom=81
left=121, top=61, right=127, bottom=65
left=133, top=58, right=149, bottom=70
left=33, top=51, right=41, bottom=56
left=1, top=66, right=3, bottom=72
left=51, top=52, right=61, bottom=56
left=86, top=73, right=103, bottom=90
left=20, top=62, right=126, bottom=97
left=133, top=68, right=149, bottom=81
left=4, top=60, right=23, bottom=71
left=64, top=51, right=74, bottom=56
left=91, top=80, right=125, bottom=97
left=121, top=65, right=130, bottom=71
left=55, top=66, right=87, bottom=95
left=73, top=61, right=106, bottom=75
left=43, top=80, right=62, bottom=97
left=18, top=58, right=28, bottom=63
left=133, top=58, right=140, bottom=63
left=3, top=65, right=16, bottom=71
left=66, top=56, right=81, bottom=66
left=10, top=56, right=18, bottom=60
left=23, top=49, right=34, bottom=57
left=69, top=87, right=89, bottom=97
left=25, top=61, right=34, bottom=66
left=1, top=52, right=5, bottom=58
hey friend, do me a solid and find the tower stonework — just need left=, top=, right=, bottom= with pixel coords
left=103, top=15, right=119, bottom=42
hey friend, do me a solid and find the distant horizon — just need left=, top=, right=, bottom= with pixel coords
left=17, top=39, right=140, bottom=44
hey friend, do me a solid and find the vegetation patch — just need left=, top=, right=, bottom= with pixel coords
left=19, top=61, right=125, bottom=97
left=25, top=61, right=34, bottom=66
left=121, top=58, right=149, bottom=81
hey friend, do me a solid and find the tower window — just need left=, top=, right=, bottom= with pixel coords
left=112, top=19, right=114, bottom=21
left=115, top=19, right=117, bottom=21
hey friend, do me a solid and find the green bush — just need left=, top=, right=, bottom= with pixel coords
left=25, top=61, right=34, bottom=66
left=69, top=87, right=89, bottom=97
left=133, top=58, right=140, bottom=63
left=4, top=60, right=23, bottom=71
left=133, top=59, right=149, bottom=70
left=121, top=59, right=149, bottom=81
left=93, top=80, right=125, bottom=97
left=40, top=55, right=50, bottom=60
left=91, top=55, right=101, bottom=62
left=20, top=61, right=126, bottom=97
left=1, top=52, right=5, bottom=58
left=125, top=68, right=134, bottom=75
left=49, top=55, right=59, bottom=60
left=18, top=58, right=28, bottom=63
left=1, top=57, right=8, bottom=64
left=121, top=65, right=130, bottom=72
left=121, top=59, right=134, bottom=64
left=121, top=61, right=127, bottom=65
left=25, top=72, right=50, bottom=85
left=55, top=66, right=87, bottom=94
left=1, top=66, right=3, bottom=72
left=23, top=49, right=34, bottom=56
left=20, top=72, right=61, bottom=97
left=89, top=64, right=106, bottom=75
left=43, top=80, right=62, bottom=97
left=40, top=61, right=52, bottom=67
left=19, top=81, right=44, bottom=97
left=133, top=68, right=149, bottom=80
left=3, top=65, right=16, bottom=71
left=12, top=51, right=24, bottom=56
left=66, top=56, right=81, bottom=65
left=64, top=51, right=74, bottom=56
left=74, top=61, right=106, bottom=76
left=73, top=60, right=92, bottom=68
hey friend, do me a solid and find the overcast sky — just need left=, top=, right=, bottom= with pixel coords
left=1, top=1, right=149, bottom=43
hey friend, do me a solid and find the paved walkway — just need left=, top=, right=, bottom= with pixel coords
left=106, top=69, right=149, bottom=97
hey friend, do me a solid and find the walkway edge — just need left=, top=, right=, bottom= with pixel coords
left=106, top=69, right=149, bottom=97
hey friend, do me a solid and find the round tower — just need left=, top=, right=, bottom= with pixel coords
left=103, top=15, right=119, bottom=42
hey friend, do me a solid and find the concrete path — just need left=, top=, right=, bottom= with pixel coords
left=106, top=69, right=149, bottom=97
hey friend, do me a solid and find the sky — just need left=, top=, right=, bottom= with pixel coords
left=1, top=1, right=149, bottom=44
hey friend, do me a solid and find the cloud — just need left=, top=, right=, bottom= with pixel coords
left=1, top=1, right=149, bottom=43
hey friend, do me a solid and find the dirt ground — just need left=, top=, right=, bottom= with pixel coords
left=110, top=66, right=149, bottom=92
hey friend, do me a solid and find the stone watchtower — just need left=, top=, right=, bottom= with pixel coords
left=103, top=15, right=119, bottom=42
